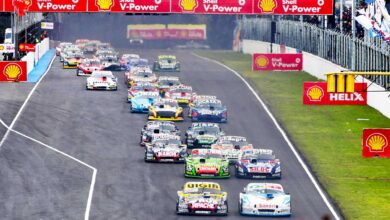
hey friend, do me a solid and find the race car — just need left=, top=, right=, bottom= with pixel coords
left=60, top=46, right=82, bottom=62
left=165, top=85, right=196, bottom=105
left=63, top=52, right=84, bottom=69
left=75, top=39, right=89, bottom=50
left=56, top=42, right=73, bottom=56
left=119, top=54, right=140, bottom=69
left=140, top=121, right=180, bottom=146
left=86, top=71, right=118, bottom=91
left=235, top=149, right=281, bottom=179
left=184, top=149, right=230, bottom=178
left=157, top=76, right=181, bottom=95
left=125, top=67, right=157, bottom=87
left=189, top=98, right=227, bottom=123
left=191, top=95, right=217, bottom=103
left=185, top=123, right=224, bottom=148
left=127, top=82, right=158, bottom=102
left=76, top=59, right=105, bottom=76
left=211, top=136, right=253, bottom=164
left=239, top=183, right=291, bottom=217
left=81, top=40, right=100, bottom=53
left=176, top=182, right=228, bottom=216
left=130, top=91, right=160, bottom=113
left=153, top=55, right=180, bottom=72
left=148, top=99, right=184, bottom=121
left=144, top=134, right=187, bottom=163
left=96, top=42, right=113, bottom=51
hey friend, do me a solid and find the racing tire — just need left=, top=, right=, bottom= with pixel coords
left=238, top=201, right=243, bottom=215
left=76, top=69, right=80, bottom=76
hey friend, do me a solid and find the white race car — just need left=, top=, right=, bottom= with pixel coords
left=239, top=183, right=291, bottom=217
left=86, top=71, right=118, bottom=91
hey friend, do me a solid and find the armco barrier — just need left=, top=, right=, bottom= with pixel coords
left=242, top=39, right=390, bottom=119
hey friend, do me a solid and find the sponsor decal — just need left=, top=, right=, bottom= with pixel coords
left=303, top=82, right=367, bottom=105
left=362, top=129, right=390, bottom=158
left=0, top=44, right=16, bottom=53
left=96, top=0, right=114, bottom=10
left=191, top=202, right=215, bottom=209
left=180, top=0, right=198, bottom=12
left=259, top=0, right=277, bottom=13
left=41, top=22, right=54, bottom=29
left=0, top=62, right=27, bottom=82
left=253, top=53, right=302, bottom=71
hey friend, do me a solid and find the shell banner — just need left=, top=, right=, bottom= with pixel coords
left=303, top=82, right=367, bottom=105
left=0, top=61, right=27, bottom=82
left=2, top=0, right=334, bottom=15
left=253, top=54, right=303, bottom=71
left=362, top=129, right=390, bottom=158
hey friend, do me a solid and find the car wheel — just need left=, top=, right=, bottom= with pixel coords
left=238, top=201, right=243, bottom=215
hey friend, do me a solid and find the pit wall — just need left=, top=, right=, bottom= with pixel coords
left=241, top=39, right=390, bottom=119
left=21, top=38, right=50, bottom=75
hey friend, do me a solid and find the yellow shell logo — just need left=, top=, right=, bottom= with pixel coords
left=180, top=0, right=198, bottom=12
left=25, top=0, right=30, bottom=5
left=367, top=133, right=388, bottom=152
left=4, top=64, right=22, bottom=80
left=307, top=86, right=324, bottom=101
left=255, top=56, right=269, bottom=68
left=259, top=0, right=277, bottom=13
left=0, top=45, right=4, bottom=51
left=96, top=0, right=114, bottom=10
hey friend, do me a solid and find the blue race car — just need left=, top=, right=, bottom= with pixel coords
left=125, top=58, right=149, bottom=71
left=239, top=183, right=291, bottom=217
left=189, top=99, right=227, bottom=123
left=130, top=91, right=160, bottom=113
left=235, top=149, right=281, bottom=179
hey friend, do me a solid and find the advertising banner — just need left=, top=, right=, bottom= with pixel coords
left=87, top=0, right=171, bottom=13
left=4, top=0, right=334, bottom=15
left=253, top=53, right=303, bottom=71
left=362, top=129, right=390, bottom=158
left=303, top=82, right=368, bottom=105
left=41, top=22, right=54, bottom=30
left=253, top=0, right=333, bottom=15
left=128, top=24, right=206, bottom=40
left=5, top=0, right=88, bottom=13
left=18, top=43, right=36, bottom=52
left=0, top=61, right=27, bottom=82
left=0, top=44, right=16, bottom=54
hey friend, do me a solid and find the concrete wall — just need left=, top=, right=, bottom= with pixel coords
left=21, top=37, right=50, bottom=75
left=242, top=39, right=390, bottom=118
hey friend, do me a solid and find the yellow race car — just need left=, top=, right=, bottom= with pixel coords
left=148, top=99, right=184, bottom=121
left=63, top=55, right=83, bottom=69
left=176, top=182, right=228, bottom=216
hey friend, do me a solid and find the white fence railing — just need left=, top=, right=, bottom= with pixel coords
left=21, top=37, right=50, bottom=75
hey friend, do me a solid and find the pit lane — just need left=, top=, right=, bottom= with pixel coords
left=0, top=49, right=336, bottom=219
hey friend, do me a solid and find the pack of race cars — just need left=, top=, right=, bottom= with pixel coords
left=57, top=39, right=291, bottom=217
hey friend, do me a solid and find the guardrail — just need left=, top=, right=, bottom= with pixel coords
left=239, top=18, right=390, bottom=90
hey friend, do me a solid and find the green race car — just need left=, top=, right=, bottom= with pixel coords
left=185, top=149, right=230, bottom=178
left=153, top=55, right=180, bottom=72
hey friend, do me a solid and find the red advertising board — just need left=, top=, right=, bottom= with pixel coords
left=128, top=29, right=206, bottom=40
left=0, top=61, right=27, bottom=82
left=253, top=53, right=303, bottom=71
left=5, top=0, right=88, bottom=13
left=171, top=0, right=253, bottom=14
left=303, top=82, right=367, bottom=105
left=362, top=129, right=390, bottom=158
left=4, top=0, right=334, bottom=15
left=19, top=43, right=35, bottom=52
left=87, top=0, right=171, bottom=13
left=254, top=0, right=333, bottom=15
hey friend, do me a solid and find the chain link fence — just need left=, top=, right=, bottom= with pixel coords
left=239, top=18, right=390, bottom=90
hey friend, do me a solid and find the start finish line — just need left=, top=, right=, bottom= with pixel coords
left=2, top=0, right=333, bottom=15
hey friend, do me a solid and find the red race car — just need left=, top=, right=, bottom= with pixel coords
left=77, top=59, right=105, bottom=76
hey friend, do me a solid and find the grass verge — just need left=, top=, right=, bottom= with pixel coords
left=196, top=51, right=390, bottom=220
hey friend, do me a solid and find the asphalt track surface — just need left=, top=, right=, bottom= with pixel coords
left=0, top=49, right=336, bottom=220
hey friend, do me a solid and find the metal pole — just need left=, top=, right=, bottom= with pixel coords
left=351, top=0, right=356, bottom=70
left=340, top=0, right=344, bottom=33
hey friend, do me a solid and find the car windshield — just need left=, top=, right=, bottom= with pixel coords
left=159, top=79, right=180, bottom=86
left=154, top=139, right=181, bottom=146
left=193, top=152, right=223, bottom=159
left=91, top=72, right=112, bottom=78
left=184, top=187, right=220, bottom=194
left=218, top=137, right=248, bottom=146
left=247, top=188, right=283, bottom=195
left=136, top=94, right=159, bottom=99
left=160, top=58, right=175, bottom=63
left=243, top=154, right=275, bottom=160
left=86, top=60, right=100, bottom=65
left=171, top=87, right=192, bottom=93
left=135, top=71, right=153, bottom=77
left=193, top=126, right=220, bottom=135
left=197, top=101, right=223, bottom=110
left=133, top=85, right=155, bottom=91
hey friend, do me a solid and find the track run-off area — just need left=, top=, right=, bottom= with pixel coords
left=0, top=49, right=339, bottom=219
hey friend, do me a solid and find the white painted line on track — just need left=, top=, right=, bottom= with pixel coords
left=0, top=55, right=97, bottom=220
left=193, top=53, right=341, bottom=220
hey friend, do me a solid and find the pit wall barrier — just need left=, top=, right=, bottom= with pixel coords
left=241, top=39, right=390, bottom=119
left=21, top=38, right=50, bottom=75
